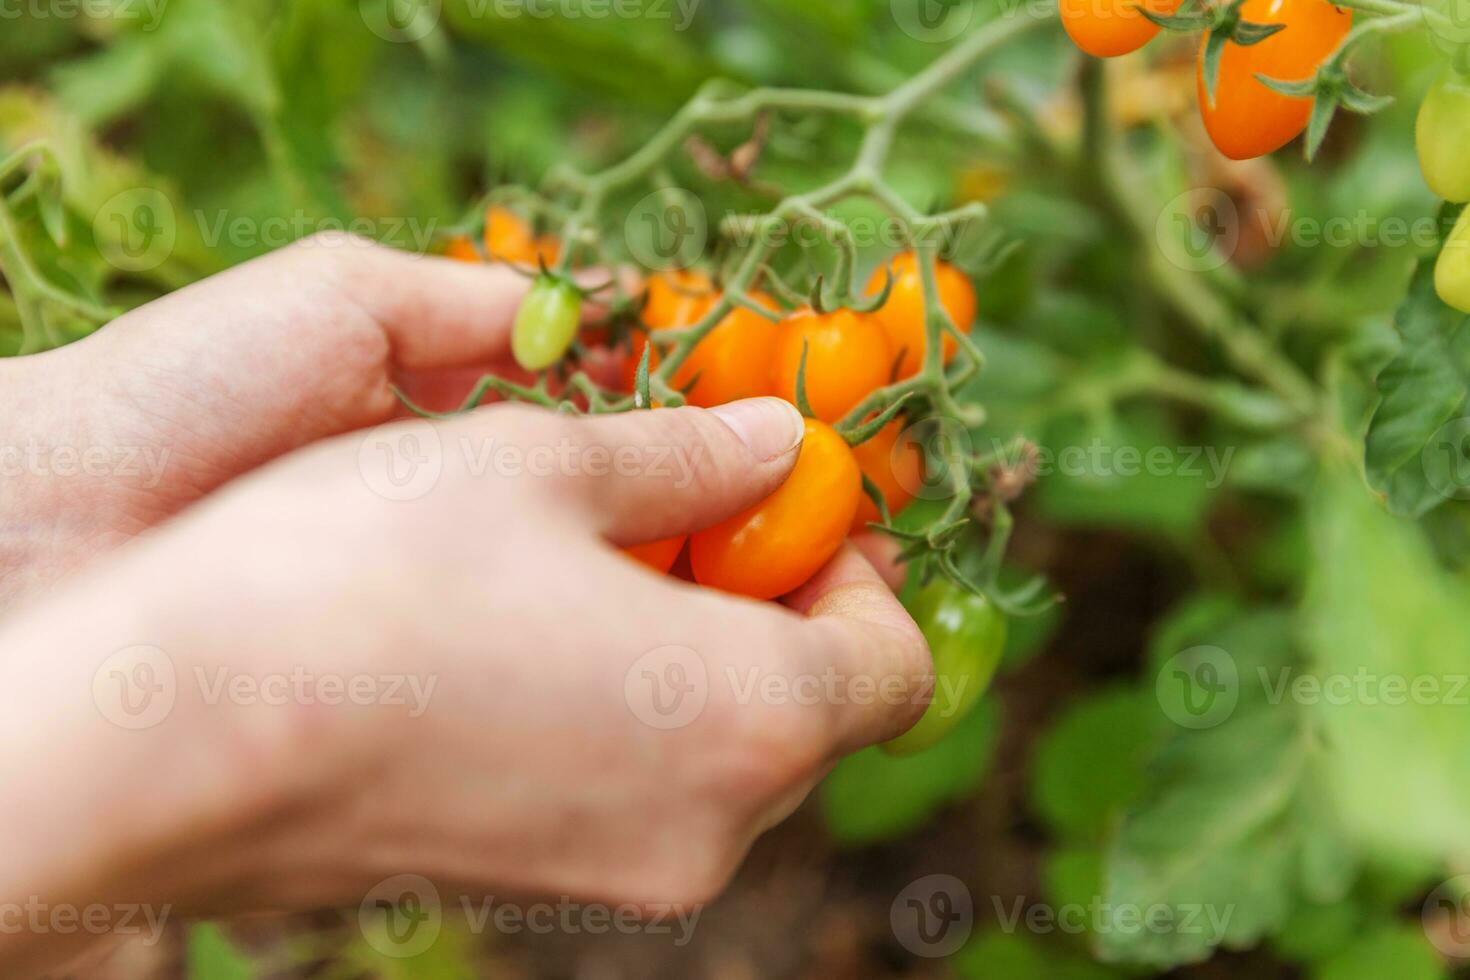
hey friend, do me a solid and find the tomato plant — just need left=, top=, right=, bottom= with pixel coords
left=866, top=251, right=976, bottom=379
left=850, top=419, right=922, bottom=531
left=512, top=276, right=582, bottom=371
left=1437, top=206, right=1470, bottom=313
left=883, top=580, right=1006, bottom=756
left=1417, top=72, right=1470, bottom=204
left=624, top=536, right=687, bottom=574
left=1061, top=0, right=1186, bottom=58
left=770, top=307, right=892, bottom=423
left=689, top=419, right=860, bottom=600
left=1197, top=0, right=1353, bottom=160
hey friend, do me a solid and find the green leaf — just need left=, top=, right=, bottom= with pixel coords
left=1364, top=245, right=1470, bottom=517
left=1097, top=704, right=1351, bottom=968
left=187, top=923, right=254, bottom=980
left=821, top=697, right=1000, bottom=845
left=1304, top=471, right=1470, bottom=862
left=1272, top=899, right=1365, bottom=964
left=1309, top=925, right=1448, bottom=980
left=1029, top=687, right=1159, bottom=844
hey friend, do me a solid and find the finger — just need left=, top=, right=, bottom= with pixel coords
left=307, top=235, right=616, bottom=371
left=848, top=530, right=908, bottom=592
left=516, top=398, right=807, bottom=546
left=786, top=544, right=933, bottom=755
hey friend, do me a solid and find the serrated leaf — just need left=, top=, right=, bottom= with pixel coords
left=1364, top=247, right=1470, bottom=517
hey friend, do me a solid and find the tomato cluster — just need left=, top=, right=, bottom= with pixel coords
left=1063, top=0, right=1353, bottom=161
left=443, top=209, right=980, bottom=601
left=621, top=254, right=975, bottom=599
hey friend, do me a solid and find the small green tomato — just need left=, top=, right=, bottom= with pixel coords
left=512, top=275, right=582, bottom=372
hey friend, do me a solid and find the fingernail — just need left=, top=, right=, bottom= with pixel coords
left=709, top=397, right=806, bottom=462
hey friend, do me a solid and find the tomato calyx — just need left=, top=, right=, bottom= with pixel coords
left=1188, top=0, right=1290, bottom=107
left=1255, top=63, right=1394, bottom=161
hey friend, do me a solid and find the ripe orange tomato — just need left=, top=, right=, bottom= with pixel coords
left=850, top=419, right=924, bottom=531
left=865, top=252, right=976, bottom=379
left=1061, top=0, right=1186, bottom=58
left=770, top=307, right=892, bottom=423
left=624, top=536, right=687, bottom=574
left=672, top=292, right=781, bottom=408
left=485, top=205, right=561, bottom=266
left=642, top=268, right=717, bottom=331
left=1197, top=0, right=1352, bottom=160
left=445, top=235, right=481, bottom=263
left=690, top=419, right=861, bottom=600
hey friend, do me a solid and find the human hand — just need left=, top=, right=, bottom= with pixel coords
left=0, top=396, right=930, bottom=974
left=0, top=234, right=613, bottom=609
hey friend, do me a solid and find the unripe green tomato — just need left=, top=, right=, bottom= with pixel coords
left=1437, top=207, right=1470, bottom=314
left=1418, top=72, right=1470, bottom=203
left=883, top=581, right=1006, bottom=756
left=512, top=276, right=582, bottom=371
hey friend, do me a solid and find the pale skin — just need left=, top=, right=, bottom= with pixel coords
left=0, top=235, right=930, bottom=975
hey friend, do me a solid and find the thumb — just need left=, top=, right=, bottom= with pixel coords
left=549, top=397, right=806, bottom=545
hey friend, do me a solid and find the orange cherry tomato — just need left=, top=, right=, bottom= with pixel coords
left=1061, top=0, right=1186, bottom=58
left=866, top=252, right=976, bottom=379
left=624, top=536, right=687, bottom=574
left=770, top=307, right=892, bottom=423
left=444, top=235, right=481, bottom=263
left=642, top=268, right=717, bottom=331
left=1197, top=0, right=1352, bottom=161
left=672, top=292, right=781, bottom=408
left=851, top=419, right=924, bottom=531
left=691, top=419, right=861, bottom=600
left=484, top=205, right=561, bottom=266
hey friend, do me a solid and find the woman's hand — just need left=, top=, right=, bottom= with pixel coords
left=0, top=396, right=930, bottom=975
left=0, top=234, right=611, bottom=609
